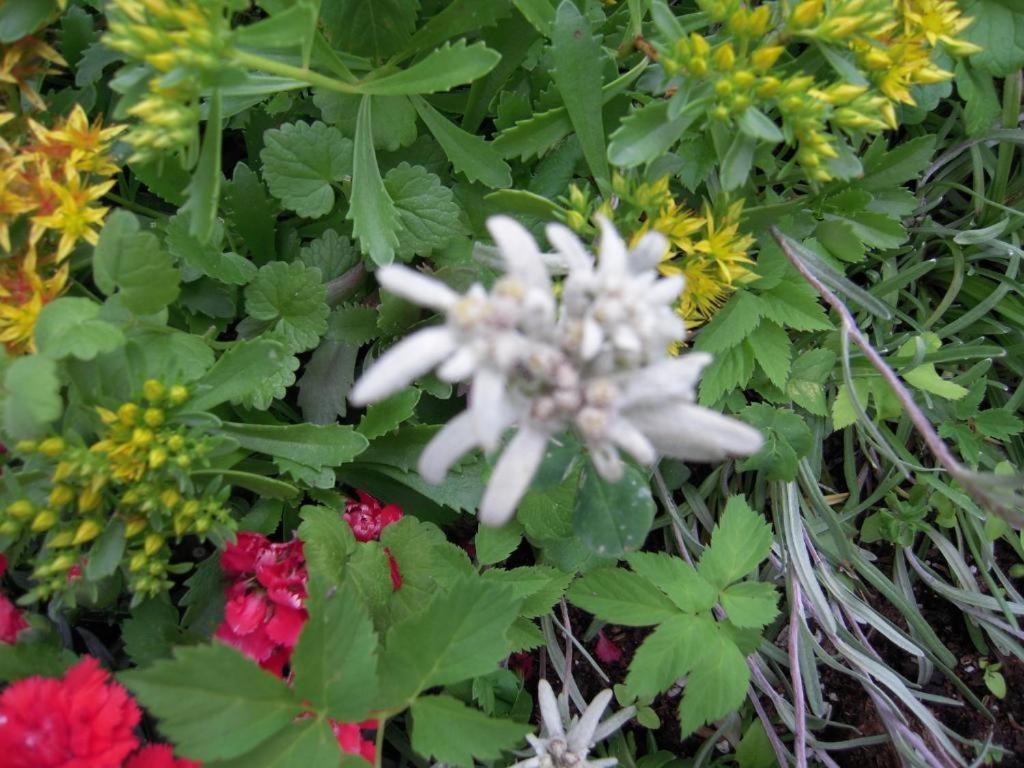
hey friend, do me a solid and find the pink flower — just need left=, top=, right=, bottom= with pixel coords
left=214, top=534, right=307, bottom=676
left=124, top=745, right=201, bottom=768
left=0, top=656, right=141, bottom=768
left=343, top=491, right=403, bottom=542
left=594, top=630, right=624, bottom=664
left=330, top=719, right=377, bottom=764
left=0, top=553, right=27, bottom=644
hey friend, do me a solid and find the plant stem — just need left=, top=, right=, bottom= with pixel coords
left=988, top=70, right=1022, bottom=224
left=374, top=717, right=387, bottom=768
left=788, top=573, right=808, bottom=768
left=232, top=50, right=360, bottom=94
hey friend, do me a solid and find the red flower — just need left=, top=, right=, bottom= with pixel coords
left=124, top=745, right=201, bottom=768
left=0, top=656, right=141, bottom=768
left=330, top=720, right=377, bottom=764
left=594, top=630, right=623, bottom=664
left=386, top=550, right=402, bottom=591
left=0, top=553, right=27, bottom=645
left=215, top=534, right=307, bottom=676
left=343, top=491, right=403, bottom=542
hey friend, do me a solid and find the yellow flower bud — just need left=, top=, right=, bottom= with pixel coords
left=689, top=57, right=708, bottom=76
left=15, top=440, right=37, bottom=452
left=712, top=104, right=730, bottom=120
left=49, top=485, right=74, bottom=507
left=53, top=461, right=73, bottom=482
left=118, top=402, right=140, bottom=426
left=31, top=509, right=59, bottom=532
left=131, top=429, right=153, bottom=449
left=143, top=380, right=165, bottom=402
left=49, top=530, right=75, bottom=547
left=690, top=33, right=710, bottom=58
left=78, top=486, right=102, bottom=513
left=732, top=69, right=756, bottom=89
left=713, top=43, right=736, bottom=70
left=181, top=500, right=201, bottom=518
left=791, top=0, right=822, bottom=26
left=144, top=408, right=165, bottom=427
left=751, top=46, right=784, bottom=71
left=50, top=554, right=75, bottom=572
left=96, top=407, right=118, bottom=425
left=174, top=515, right=190, bottom=536
left=166, top=434, right=186, bottom=452
left=144, top=533, right=163, bottom=556
left=827, top=84, right=869, bottom=104
left=0, top=521, right=19, bottom=535
left=175, top=454, right=192, bottom=469
left=195, top=516, right=211, bottom=533
left=749, top=5, right=771, bottom=36
left=130, top=552, right=148, bottom=572
left=168, top=385, right=189, bottom=405
left=715, top=79, right=733, bottom=97
left=160, top=488, right=180, bottom=509
left=38, top=437, right=66, bottom=457
left=72, top=519, right=103, bottom=545
left=125, top=517, right=148, bottom=537
left=148, top=447, right=168, bottom=469
left=7, top=500, right=35, bottom=519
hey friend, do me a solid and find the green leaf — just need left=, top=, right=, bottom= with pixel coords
left=962, top=0, right=1024, bottom=76
left=475, top=519, right=523, bottom=565
left=183, top=90, right=223, bottom=244
left=975, top=409, right=1024, bottom=440
left=786, top=349, right=835, bottom=416
left=166, top=214, right=257, bottom=287
left=736, top=405, right=813, bottom=482
left=189, top=339, right=290, bottom=412
left=348, top=96, right=401, bottom=266
left=292, top=584, right=379, bottom=722
left=677, top=628, right=749, bottom=738
left=320, top=0, right=419, bottom=59
left=121, top=644, right=303, bottom=761
left=410, top=96, right=511, bottom=188
left=358, top=388, right=421, bottom=440
left=297, top=338, right=358, bottom=424
left=573, top=462, right=655, bottom=557
left=551, top=0, right=609, bottom=188
left=736, top=720, right=776, bottom=768
left=235, top=350, right=300, bottom=410
left=411, top=694, right=531, bottom=767
left=245, top=261, right=329, bottom=353
left=624, top=614, right=714, bottom=699
left=697, top=344, right=755, bottom=406
left=832, top=379, right=869, bottom=430
left=84, top=519, right=126, bottom=581
left=298, top=505, right=358, bottom=588
left=93, top=210, right=180, bottom=313
left=401, top=0, right=512, bottom=57
left=223, top=162, right=279, bottom=265
left=693, top=292, right=763, bottom=354
left=2, top=355, right=62, bottom=440
left=757, top=279, right=832, bottom=331
left=356, top=41, right=500, bottom=95
left=300, top=230, right=358, bottom=283
left=720, top=581, right=779, bottom=629
left=122, top=598, right=181, bottom=666
left=482, top=565, right=572, bottom=618
left=314, top=91, right=418, bottom=152
left=697, top=496, right=773, bottom=590
left=738, top=107, right=783, bottom=143
left=721, top=132, right=756, bottom=191
left=260, top=121, right=354, bottom=218
left=376, top=575, right=520, bottom=707
left=327, top=304, right=380, bottom=345
left=625, top=552, right=717, bottom=614
left=0, top=641, right=74, bottom=683
left=212, top=718, right=342, bottom=768
left=568, top=567, right=680, bottom=626
left=607, top=99, right=699, bottom=168
left=956, top=62, right=1000, bottom=136
left=860, top=135, right=936, bottom=190
left=0, top=0, right=57, bottom=43
left=219, top=422, right=368, bottom=471
left=512, top=0, right=555, bottom=35
left=34, top=298, right=125, bottom=361
left=747, top=321, right=791, bottom=389
left=384, top=162, right=466, bottom=259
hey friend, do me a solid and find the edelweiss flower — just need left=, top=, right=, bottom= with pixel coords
left=510, top=680, right=634, bottom=768
left=351, top=216, right=763, bottom=526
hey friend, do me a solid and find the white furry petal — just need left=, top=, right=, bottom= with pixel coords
left=350, top=327, right=455, bottom=405
left=377, top=264, right=457, bottom=310
left=478, top=425, right=549, bottom=526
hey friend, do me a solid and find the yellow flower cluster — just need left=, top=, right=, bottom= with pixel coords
left=660, top=0, right=979, bottom=182
left=104, top=0, right=233, bottom=159
left=2, top=381, right=235, bottom=600
left=1, top=68, right=124, bottom=352
left=564, top=175, right=754, bottom=326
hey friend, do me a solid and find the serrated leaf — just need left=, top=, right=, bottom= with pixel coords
left=624, top=614, right=714, bottom=700
left=357, top=387, right=421, bottom=440
left=223, top=162, right=279, bottom=265
left=300, top=230, right=359, bottom=283
left=94, top=210, right=180, bottom=313
left=349, top=96, right=401, bottom=266
left=962, top=0, right=1024, bottom=76
left=482, top=566, right=572, bottom=618
left=410, top=95, right=511, bottom=188
left=189, top=339, right=289, bottom=412
left=245, top=262, right=329, bottom=353
left=411, top=694, right=531, bottom=767
left=166, top=214, right=257, bottom=287
left=677, top=628, right=749, bottom=738
left=384, top=162, right=466, bottom=259
left=34, top=298, right=124, bottom=361
left=235, top=349, right=300, bottom=410
left=693, top=291, right=763, bottom=353
left=475, top=519, right=523, bottom=565
left=608, top=98, right=700, bottom=168
left=573, top=462, right=655, bottom=557
left=860, top=135, right=936, bottom=190
left=2, top=355, right=62, bottom=440
left=320, top=0, right=419, bottom=59
left=757, top=280, right=832, bottom=331
left=697, top=496, right=773, bottom=590
left=298, top=505, right=358, bottom=588
left=376, top=575, right=521, bottom=707
left=297, top=338, right=358, bottom=423
left=975, top=409, right=1024, bottom=440
left=120, top=644, right=303, bottom=761
left=568, top=567, right=680, bottom=626
left=182, top=90, right=222, bottom=244
left=720, top=581, right=779, bottom=629
left=787, top=349, right=835, bottom=416
left=625, top=552, right=717, bottom=614
left=84, top=519, right=126, bottom=581
left=747, top=321, right=792, bottom=389
left=737, top=405, right=813, bottom=482
left=697, top=343, right=755, bottom=406
left=212, top=718, right=342, bottom=768
left=327, top=304, right=380, bottom=345
left=122, top=598, right=180, bottom=667
left=314, top=91, right=418, bottom=151
left=261, top=121, right=353, bottom=218
left=292, top=583, right=378, bottom=722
